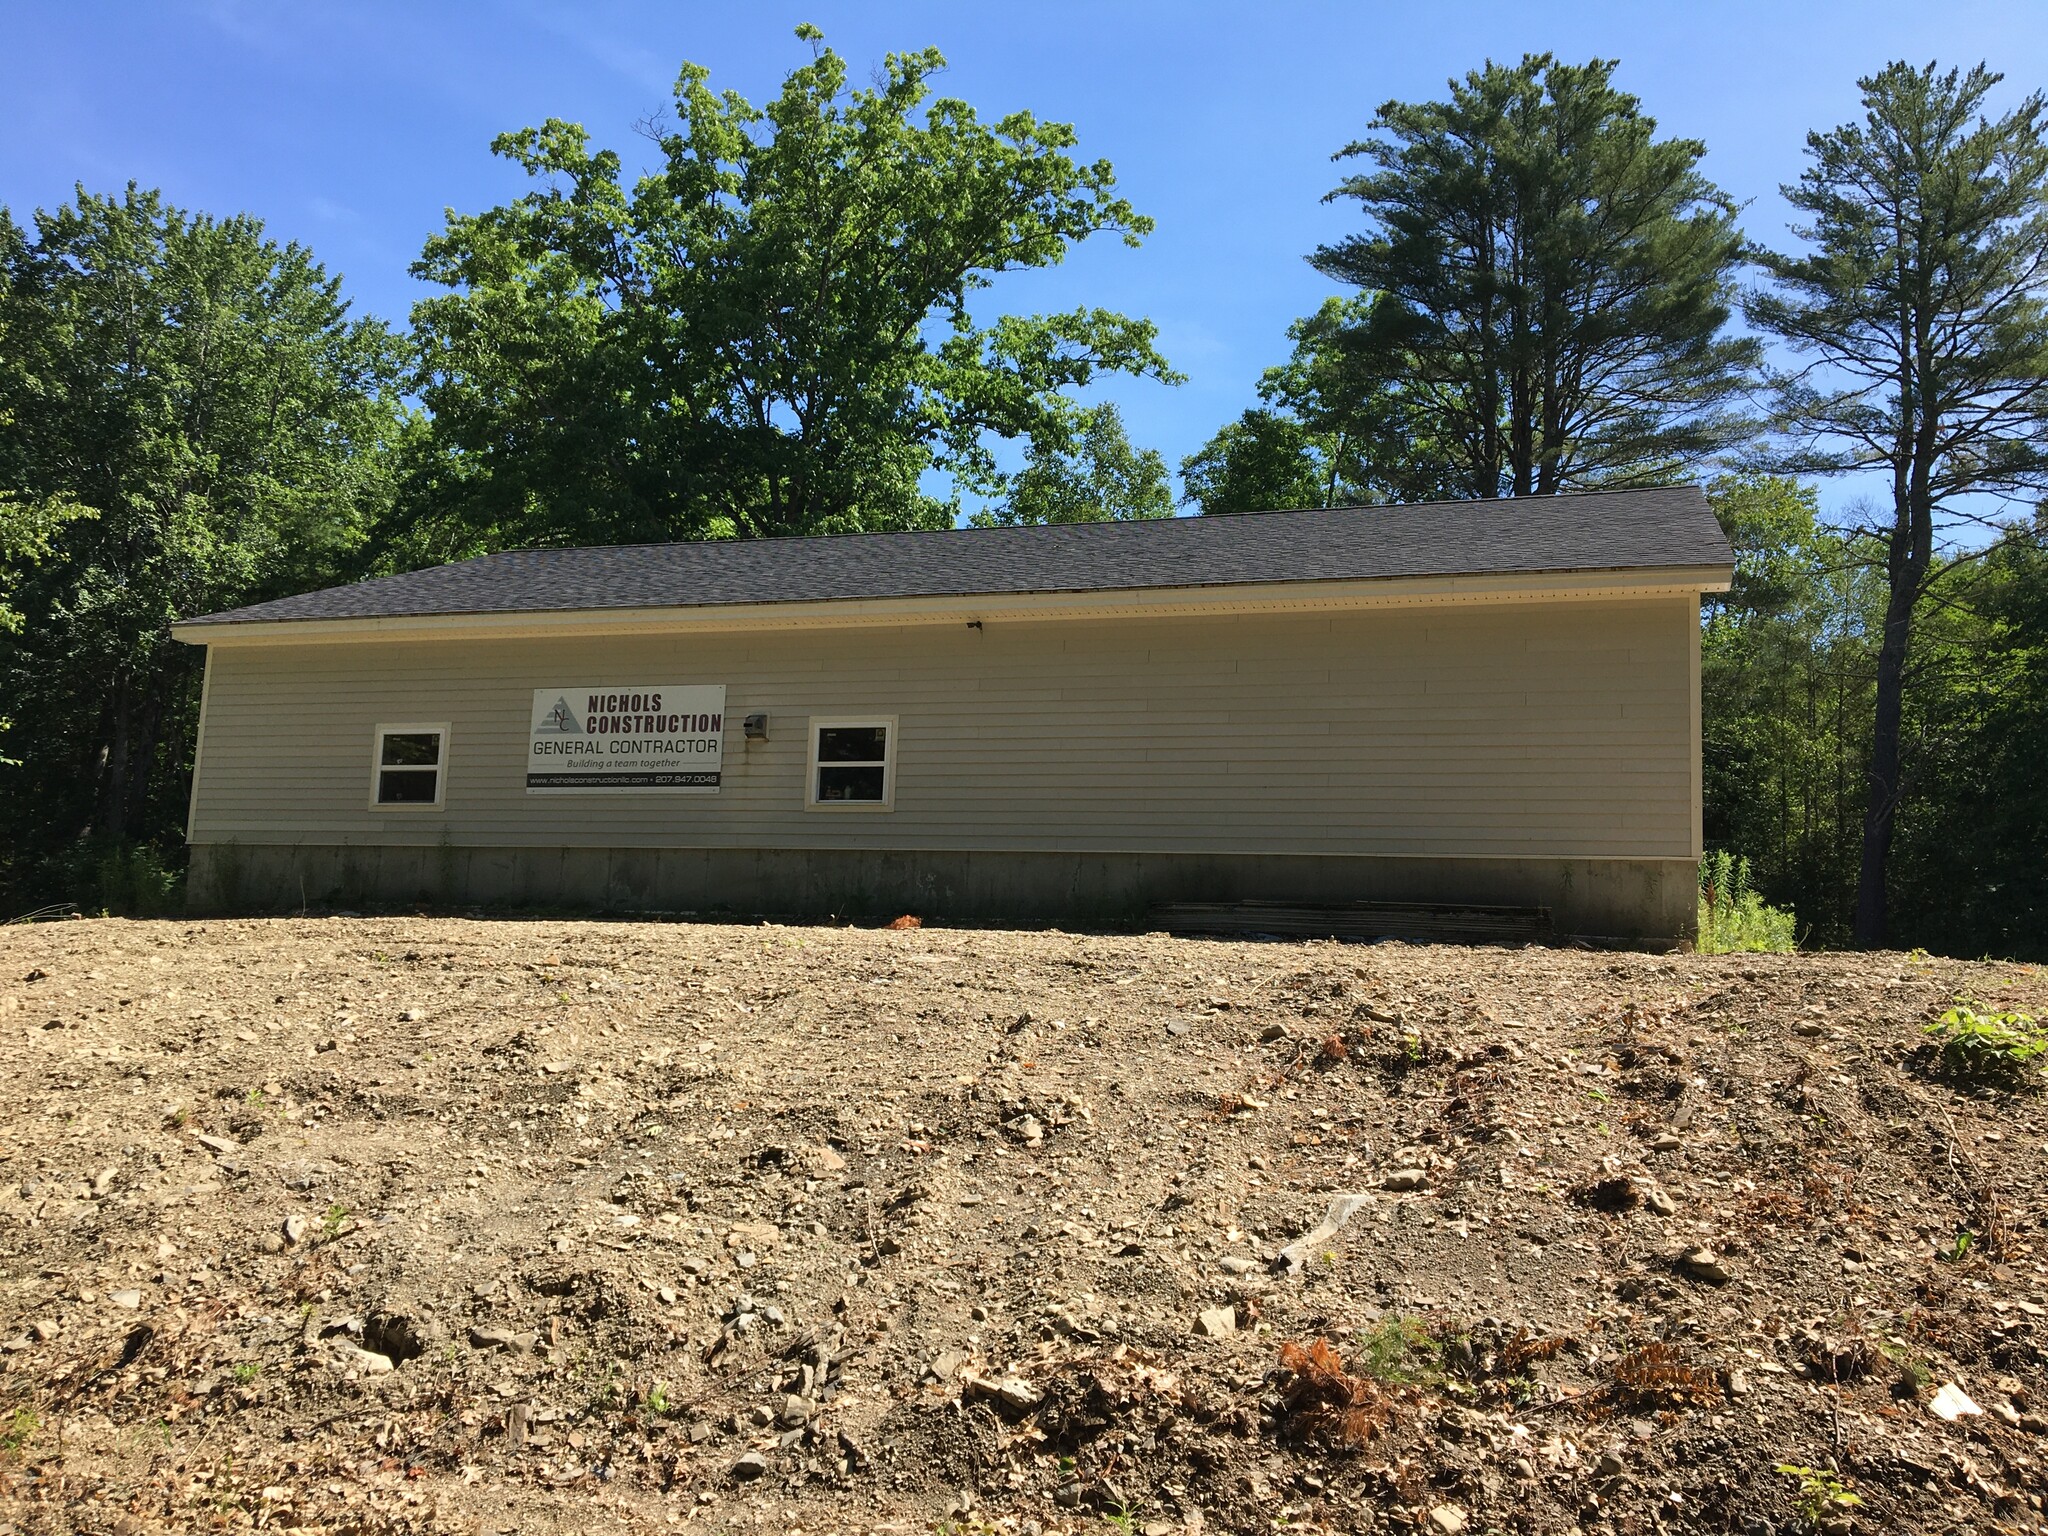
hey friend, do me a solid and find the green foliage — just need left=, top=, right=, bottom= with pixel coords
left=1181, top=296, right=1465, bottom=514
left=970, top=402, right=1172, bottom=526
left=64, top=839, right=184, bottom=917
left=1923, top=1002, right=2048, bottom=1088
left=0, top=185, right=406, bottom=911
left=1312, top=55, right=1756, bottom=499
left=1748, top=62, right=2048, bottom=946
left=1888, top=521, right=2048, bottom=958
left=1775, top=1464, right=1862, bottom=1526
left=396, top=26, right=1174, bottom=556
left=1703, top=473, right=1831, bottom=623
left=1696, top=851, right=1798, bottom=954
left=1179, top=408, right=1327, bottom=516
left=1352, top=1315, right=1439, bottom=1385
left=0, top=496, right=93, bottom=640
left=1876, top=1336, right=1933, bottom=1395
left=0, top=1407, right=35, bottom=1454
left=1702, top=475, right=2048, bottom=959
left=1700, top=473, right=1877, bottom=946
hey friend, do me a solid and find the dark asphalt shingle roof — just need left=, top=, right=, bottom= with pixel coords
left=181, top=486, right=1731, bottom=628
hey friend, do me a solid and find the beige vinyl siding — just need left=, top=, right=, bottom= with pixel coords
left=188, top=595, right=1700, bottom=860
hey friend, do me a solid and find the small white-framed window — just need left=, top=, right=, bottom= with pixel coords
left=369, top=723, right=449, bottom=810
left=806, top=716, right=895, bottom=810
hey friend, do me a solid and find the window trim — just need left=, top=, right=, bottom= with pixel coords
left=368, top=722, right=450, bottom=812
left=805, top=715, right=896, bottom=812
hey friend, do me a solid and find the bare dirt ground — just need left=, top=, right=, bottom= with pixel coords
left=1, top=916, right=2045, bottom=1536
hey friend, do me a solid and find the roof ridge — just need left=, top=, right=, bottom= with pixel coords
left=469, top=485, right=1691, bottom=562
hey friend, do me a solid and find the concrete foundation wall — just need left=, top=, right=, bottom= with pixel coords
left=187, top=842, right=1696, bottom=943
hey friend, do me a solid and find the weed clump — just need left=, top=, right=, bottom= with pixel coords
left=1352, top=1315, right=1441, bottom=1385
left=1776, top=1463, right=1861, bottom=1527
left=1923, top=1002, right=2048, bottom=1089
left=1697, top=851, right=1797, bottom=953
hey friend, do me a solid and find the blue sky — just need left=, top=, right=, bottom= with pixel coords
left=6, top=1, right=2048, bottom=518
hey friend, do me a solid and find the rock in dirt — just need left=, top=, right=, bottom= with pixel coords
left=1429, top=1506, right=1468, bottom=1534
left=1383, top=1168, right=1429, bottom=1191
left=330, top=1341, right=394, bottom=1375
left=998, top=1377, right=1043, bottom=1409
left=1196, top=1305, right=1238, bottom=1339
left=1929, top=1383, right=1982, bottom=1422
left=281, top=1213, right=309, bottom=1246
left=1677, top=1247, right=1731, bottom=1283
left=963, top=1371, right=1043, bottom=1409
left=731, top=1451, right=769, bottom=1482
left=469, top=1324, right=537, bottom=1353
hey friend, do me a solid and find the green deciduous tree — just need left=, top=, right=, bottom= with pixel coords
left=1312, top=55, right=1756, bottom=499
left=1179, top=408, right=1326, bottom=516
left=396, top=26, right=1174, bottom=556
left=1887, top=519, right=2048, bottom=958
left=1181, top=297, right=1462, bottom=514
left=1700, top=474, right=2048, bottom=959
left=1748, top=61, right=2048, bottom=946
left=1700, top=474, right=1878, bottom=944
left=971, top=402, right=1171, bottom=526
left=0, top=185, right=406, bottom=902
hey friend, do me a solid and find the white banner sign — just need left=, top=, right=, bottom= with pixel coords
left=527, top=685, right=725, bottom=793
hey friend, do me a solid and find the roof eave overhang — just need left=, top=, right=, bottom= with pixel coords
left=172, top=564, right=1735, bottom=647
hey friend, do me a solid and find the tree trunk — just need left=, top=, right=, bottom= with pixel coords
left=1856, top=245, right=1940, bottom=949
left=1853, top=577, right=1916, bottom=947
left=94, top=673, right=135, bottom=843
